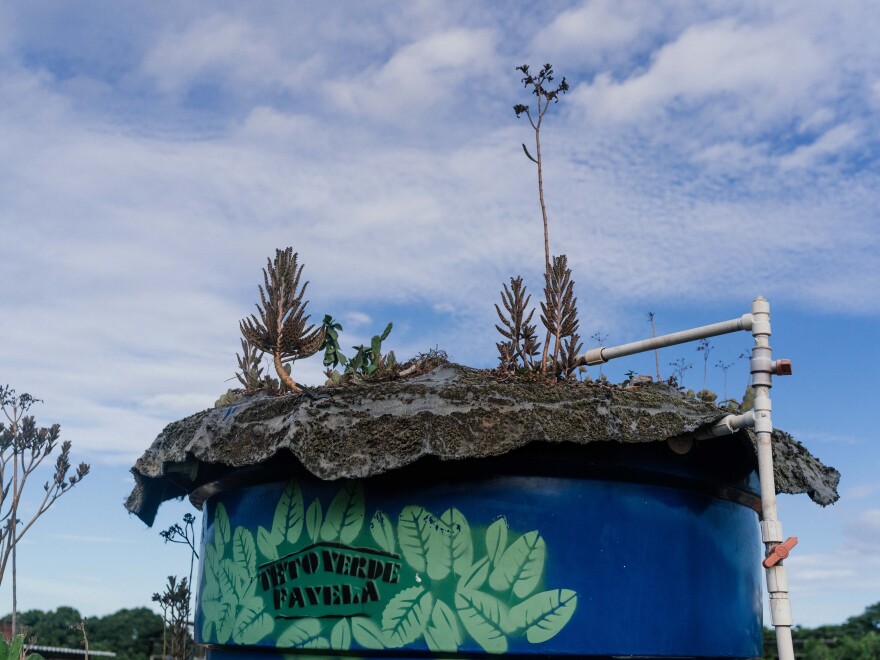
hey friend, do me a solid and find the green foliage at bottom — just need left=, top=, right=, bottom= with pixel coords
left=763, top=601, right=880, bottom=659
left=0, top=635, right=45, bottom=660
left=2, top=607, right=163, bottom=660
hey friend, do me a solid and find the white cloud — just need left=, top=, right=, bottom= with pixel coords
left=324, top=27, right=498, bottom=122
left=845, top=483, right=880, bottom=501
left=531, top=0, right=657, bottom=62
left=576, top=18, right=827, bottom=125
left=140, top=13, right=316, bottom=96
left=779, top=123, right=860, bottom=170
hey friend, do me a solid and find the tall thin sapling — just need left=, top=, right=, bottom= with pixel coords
left=513, top=63, right=570, bottom=374
left=0, top=386, right=89, bottom=635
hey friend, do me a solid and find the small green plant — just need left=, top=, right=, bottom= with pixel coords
left=321, top=318, right=398, bottom=383
left=345, top=323, right=395, bottom=377
left=320, top=315, right=347, bottom=371
left=240, top=248, right=325, bottom=394
left=0, top=635, right=45, bottom=660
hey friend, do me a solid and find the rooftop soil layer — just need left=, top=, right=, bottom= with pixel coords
left=125, top=363, right=839, bottom=525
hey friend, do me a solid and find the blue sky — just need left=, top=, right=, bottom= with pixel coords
left=0, top=0, right=878, bottom=628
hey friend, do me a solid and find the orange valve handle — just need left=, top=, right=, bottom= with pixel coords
left=763, top=536, right=798, bottom=568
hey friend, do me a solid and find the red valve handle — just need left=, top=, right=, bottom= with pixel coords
left=774, top=359, right=793, bottom=376
left=763, top=536, right=798, bottom=568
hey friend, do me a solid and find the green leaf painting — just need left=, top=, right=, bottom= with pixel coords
left=455, top=588, right=511, bottom=654
left=321, top=481, right=365, bottom=544
left=427, top=507, right=473, bottom=580
left=214, top=502, right=231, bottom=553
left=233, top=526, right=256, bottom=576
left=488, top=530, right=546, bottom=598
left=486, top=516, right=508, bottom=566
left=202, top=544, right=222, bottom=601
left=330, top=618, right=352, bottom=650
left=351, top=618, right=386, bottom=650
left=234, top=597, right=274, bottom=644
left=424, top=598, right=462, bottom=652
left=276, top=618, right=326, bottom=648
left=509, top=589, right=578, bottom=643
left=369, top=510, right=395, bottom=554
left=218, top=558, right=239, bottom=601
left=256, top=525, right=280, bottom=561
left=272, top=480, right=304, bottom=544
left=305, top=497, right=323, bottom=542
left=200, top=480, right=577, bottom=654
left=458, top=556, right=490, bottom=592
left=211, top=599, right=236, bottom=644
left=397, top=506, right=434, bottom=573
left=382, top=585, right=433, bottom=648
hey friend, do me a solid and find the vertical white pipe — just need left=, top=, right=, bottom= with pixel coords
left=750, top=296, right=795, bottom=660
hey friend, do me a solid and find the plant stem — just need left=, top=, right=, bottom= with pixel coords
left=273, top=351, right=302, bottom=393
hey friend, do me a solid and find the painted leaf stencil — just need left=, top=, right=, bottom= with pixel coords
left=455, top=588, right=511, bottom=654
left=272, top=479, right=304, bottom=544
left=276, top=618, right=325, bottom=648
left=233, top=526, right=256, bottom=575
left=214, top=502, right=231, bottom=554
left=351, top=618, right=386, bottom=650
left=382, top=585, right=433, bottom=648
left=330, top=618, right=352, bottom=650
left=424, top=598, right=462, bottom=652
left=321, top=481, right=365, bottom=544
left=457, top=556, right=490, bottom=593
left=370, top=510, right=396, bottom=554
left=305, top=498, right=323, bottom=543
left=256, top=525, right=279, bottom=561
left=427, top=507, right=473, bottom=580
left=488, top=530, right=546, bottom=598
left=233, top=596, right=273, bottom=644
left=397, top=506, right=434, bottom=573
left=486, top=516, right=508, bottom=566
left=509, top=588, right=578, bottom=643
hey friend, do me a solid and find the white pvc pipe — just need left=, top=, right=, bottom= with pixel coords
left=572, top=296, right=796, bottom=659
left=575, top=314, right=753, bottom=366
left=748, top=296, right=795, bottom=660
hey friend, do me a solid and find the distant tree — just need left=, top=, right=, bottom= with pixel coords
left=87, top=607, right=164, bottom=660
left=4, top=607, right=83, bottom=647
left=764, top=601, right=880, bottom=659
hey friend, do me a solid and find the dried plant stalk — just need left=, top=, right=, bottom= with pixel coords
left=495, top=276, right=541, bottom=370
left=235, top=338, right=264, bottom=390
left=240, top=248, right=324, bottom=393
left=558, top=332, right=584, bottom=380
left=540, top=254, right=579, bottom=375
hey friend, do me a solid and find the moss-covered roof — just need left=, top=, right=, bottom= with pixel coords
left=125, top=363, right=839, bottom=525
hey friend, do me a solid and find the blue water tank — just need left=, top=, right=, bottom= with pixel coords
left=194, top=437, right=763, bottom=658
